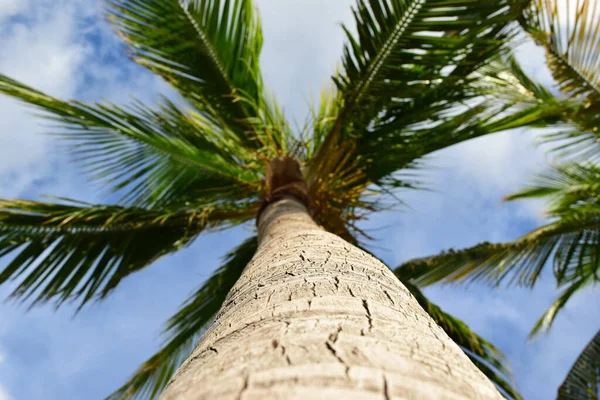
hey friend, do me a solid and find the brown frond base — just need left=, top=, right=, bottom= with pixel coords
left=257, top=157, right=311, bottom=224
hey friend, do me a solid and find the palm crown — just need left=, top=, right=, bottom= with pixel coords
left=0, top=0, right=587, bottom=398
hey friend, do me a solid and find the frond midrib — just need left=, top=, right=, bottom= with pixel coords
left=177, top=2, right=248, bottom=120
left=345, top=0, right=424, bottom=112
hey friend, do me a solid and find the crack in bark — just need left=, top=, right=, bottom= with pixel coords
left=281, top=345, right=292, bottom=365
left=445, top=361, right=452, bottom=375
left=161, top=198, right=507, bottom=399
left=329, top=325, right=343, bottom=343
left=325, top=341, right=350, bottom=378
left=383, top=374, right=391, bottom=400
left=323, top=250, right=333, bottom=267
left=362, top=299, right=373, bottom=333
left=237, top=375, right=249, bottom=400
left=383, top=289, right=395, bottom=306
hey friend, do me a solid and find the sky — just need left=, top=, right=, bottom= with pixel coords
left=0, top=1, right=598, bottom=399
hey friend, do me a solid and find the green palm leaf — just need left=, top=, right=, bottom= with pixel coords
left=336, top=0, right=523, bottom=136
left=529, top=275, right=593, bottom=337
left=395, top=218, right=600, bottom=286
left=0, top=75, right=262, bottom=208
left=396, top=163, right=600, bottom=287
left=0, top=199, right=254, bottom=309
left=522, top=0, right=600, bottom=104
left=403, top=280, right=522, bottom=400
left=309, top=0, right=527, bottom=186
left=464, top=48, right=600, bottom=163
left=557, top=329, right=600, bottom=400
left=483, top=52, right=558, bottom=105
left=395, top=222, right=600, bottom=338
left=107, top=0, right=271, bottom=148
left=519, top=0, right=600, bottom=161
left=395, top=163, right=600, bottom=336
left=106, top=236, right=257, bottom=400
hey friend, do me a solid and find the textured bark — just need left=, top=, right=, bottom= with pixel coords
left=160, top=198, right=504, bottom=399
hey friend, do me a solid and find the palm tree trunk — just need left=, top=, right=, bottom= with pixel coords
left=160, top=197, right=503, bottom=399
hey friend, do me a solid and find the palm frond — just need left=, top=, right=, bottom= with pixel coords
left=0, top=75, right=262, bottom=208
left=396, top=162, right=600, bottom=289
left=309, top=0, right=527, bottom=186
left=522, top=0, right=600, bottom=104
left=557, top=329, right=600, bottom=400
left=0, top=199, right=255, bottom=309
left=107, top=236, right=257, bottom=400
left=506, top=163, right=600, bottom=218
left=529, top=275, right=593, bottom=337
left=519, top=0, right=600, bottom=161
left=403, top=280, right=522, bottom=400
left=395, top=218, right=600, bottom=288
left=301, top=85, right=344, bottom=160
left=336, top=0, right=524, bottom=136
left=483, top=52, right=558, bottom=105
left=106, top=0, right=272, bottom=148
left=470, top=49, right=600, bottom=162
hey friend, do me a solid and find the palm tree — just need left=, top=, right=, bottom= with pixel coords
left=0, top=0, right=556, bottom=398
left=395, top=0, right=600, bottom=397
left=558, top=331, right=600, bottom=399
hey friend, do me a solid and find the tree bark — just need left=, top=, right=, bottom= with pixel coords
left=159, top=198, right=503, bottom=399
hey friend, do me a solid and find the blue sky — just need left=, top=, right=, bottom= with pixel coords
left=0, top=1, right=598, bottom=399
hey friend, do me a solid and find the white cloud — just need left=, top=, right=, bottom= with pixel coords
left=256, top=0, right=354, bottom=124
left=0, top=0, right=91, bottom=197
left=0, top=386, right=11, bottom=400
left=0, top=0, right=28, bottom=21
left=513, top=38, right=556, bottom=89
left=0, top=348, right=9, bottom=400
left=0, top=0, right=168, bottom=199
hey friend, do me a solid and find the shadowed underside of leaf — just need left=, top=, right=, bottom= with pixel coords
left=396, top=235, right=598, bottom=339
left=395, top=219, right=600, bottom=286
left=557, top=329, right=600, bottom=400
left=106, top=236, right=257, bottom=400
left=0, top=199, right=255, bottom=309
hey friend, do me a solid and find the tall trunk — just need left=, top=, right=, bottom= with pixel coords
left=160, top=198, right=503, bottom=399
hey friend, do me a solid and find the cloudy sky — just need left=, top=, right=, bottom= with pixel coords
left=0, top=1, right=598, bottom=399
